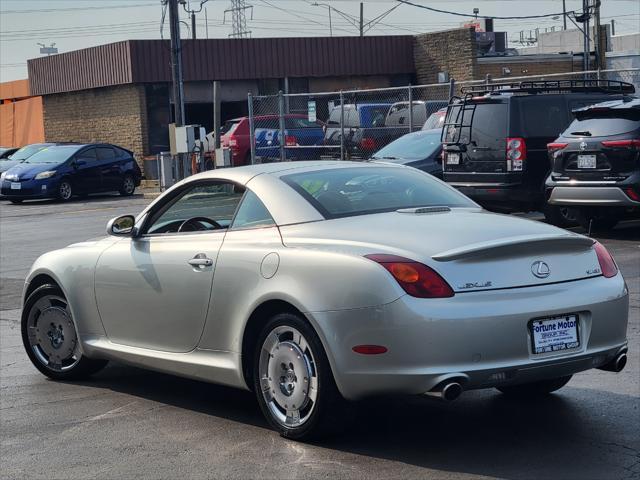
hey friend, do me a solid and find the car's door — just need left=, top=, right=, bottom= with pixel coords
left=96, top=146, right=120, bottom=191
left=71, top=147, right=101, bottom=193
left=94, top=180, right=245, bottom=352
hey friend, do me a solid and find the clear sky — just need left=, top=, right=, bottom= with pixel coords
left=1, top=0, right=638, bottom=82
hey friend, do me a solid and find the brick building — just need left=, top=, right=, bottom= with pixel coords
left=25, top=28, right=593, bottom=166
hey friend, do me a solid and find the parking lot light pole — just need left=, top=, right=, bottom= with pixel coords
left=311, top=3, right=332, bottom=36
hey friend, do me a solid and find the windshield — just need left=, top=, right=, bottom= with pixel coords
left=8, top=144, right=49, bottom=161
left=24, top=145, right=83, bottom=164
left=372, top=131, right=442, bottom=162
left=282, top=166, right=474, bottom=219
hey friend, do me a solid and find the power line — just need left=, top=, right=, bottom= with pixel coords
left=395, top=0, right=578, bottom=20
left=224, top=0, right=253, bottom=38
left=0, top=3, right=157, bottom=14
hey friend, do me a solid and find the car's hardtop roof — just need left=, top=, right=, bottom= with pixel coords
left=572, top=97, right=640, bottom=113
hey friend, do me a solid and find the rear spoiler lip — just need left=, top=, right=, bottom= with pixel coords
left=432, top=234, right=595, bottom=262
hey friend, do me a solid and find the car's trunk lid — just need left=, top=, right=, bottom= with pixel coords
left=280, top=209, right=600, bottom=293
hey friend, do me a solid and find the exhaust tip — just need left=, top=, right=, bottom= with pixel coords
left=442, top=382, right=463, bottom=402
left=615, top=353, right=627, bottom=372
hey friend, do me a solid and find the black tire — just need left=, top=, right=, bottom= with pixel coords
left=253, top=312, right=351, bottom=440
left=119, top=174, right=136, bottom=196
left=496, top=375, right=572, bottom=397
left=21, top=284, right=108, bottom=381
left=10, top=199, right=23, bottom=204
left=543, top=204, right=579, bottom=228
left=57, top=179, right=73, bottom=201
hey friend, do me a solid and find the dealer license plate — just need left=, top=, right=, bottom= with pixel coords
left=447, top=153, right=460, bottom=165
left=10, top=182, right=21, bottom=190
left=577, top=155, right=596, bottom=169
left=531, top=314, right=579, bottom=354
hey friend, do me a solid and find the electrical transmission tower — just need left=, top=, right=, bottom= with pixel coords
left=224, top=0, right=253, bottom=38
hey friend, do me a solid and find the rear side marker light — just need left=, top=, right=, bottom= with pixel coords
left=506, top=137, right=526, bottom=171
left=353, top=345, right=388, bottom=355
left=593, top=241, right=618, bottom=278
left=365, top=254, right=454, bottom=298
left=601, top=139, right=640, bottom=149
left=624, top=187, right=640, bottom=202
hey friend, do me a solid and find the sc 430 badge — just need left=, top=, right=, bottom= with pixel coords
left=458, top=281, right=493, bottom=290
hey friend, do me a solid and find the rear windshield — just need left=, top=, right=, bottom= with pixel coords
left=444, top=102, right=508, bottom=144
left=282, top=166, right=473, bottom=219
left=285, top=118, right=322, bottom=129
left=565, top=110, right=640, bottom=137
left=422, top=111, right=445, bottom=130
left=371, top=131, right=442, bottom=162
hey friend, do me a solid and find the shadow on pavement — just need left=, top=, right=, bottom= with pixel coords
left=75, top=363, right=640, bottom=480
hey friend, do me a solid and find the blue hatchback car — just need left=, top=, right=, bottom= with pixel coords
left=1, top=143, right=141, bottom=203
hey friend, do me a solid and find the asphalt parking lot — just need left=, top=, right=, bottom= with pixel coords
left=1, top=195, right=639, bottom=480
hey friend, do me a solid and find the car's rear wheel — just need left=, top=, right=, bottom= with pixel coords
left=496, top=375, right=572, bottom=397
left=58, top=179, right=73, bottom=201
left=253, top=312, right=349, bottom=440
left=543, top=204, right=579, bottom=228
left=119, top=174, right=135, bottom=196
left=21, top=284, right=108, bottom=380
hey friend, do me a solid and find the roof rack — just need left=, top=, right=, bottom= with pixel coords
left=460, top=79, right=635, bottom=95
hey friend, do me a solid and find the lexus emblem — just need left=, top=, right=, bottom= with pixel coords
left=531, top=261, right=550, bottom=279
left=579, top=141, right=588, bottom=151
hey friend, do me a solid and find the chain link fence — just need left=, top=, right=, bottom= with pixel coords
left=247, top=68, right=639, bottom=164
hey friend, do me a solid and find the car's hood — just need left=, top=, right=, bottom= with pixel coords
left=0, top=159, right=22, bottom=174
left=280, top=208, right=601, bottom=292
left=3, top=162, right=60, bottom=180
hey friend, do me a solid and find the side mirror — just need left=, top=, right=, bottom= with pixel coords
left=107, top=215, right=136, bottom=237
left=74, top=159, right=87, bottom=167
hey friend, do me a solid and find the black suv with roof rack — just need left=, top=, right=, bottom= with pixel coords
left=545, top=97, right=640, bottom=231
left=441, top=79, right=635, bottom=226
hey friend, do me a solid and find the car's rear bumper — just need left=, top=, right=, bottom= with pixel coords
left=448, top=182, right=541, bottom=209
left=309, top=274, right=628, bottom=400
left=547, top=186, right=640, bottom=207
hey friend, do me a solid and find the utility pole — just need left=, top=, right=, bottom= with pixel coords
left=168, top=0, right=186, bottom=178
left=225, top=0, right=253, bottom=38
left=562, top=0, right=567, bottom=30
left=191, top=10, right=196, bottom=39
left=359, top=2, right=364, bottom=37
left=594, top=0, right=602, bottom=70
left=610, top=19, right=615, bottom=36
left=582, top=0, right=590, bottom=72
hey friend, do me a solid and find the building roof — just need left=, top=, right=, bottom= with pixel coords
left=28, top=36, right=415, bottom=96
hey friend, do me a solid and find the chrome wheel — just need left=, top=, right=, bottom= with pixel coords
left=258, top=326, right=318, bottom=429
left=25, top=294, right=80, bottom=372
left=59, top=181, right=72, bottom=201
left=122, top=175, right=135, bottom=195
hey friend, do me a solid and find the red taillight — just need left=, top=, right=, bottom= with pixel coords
left=352, top=345, right=388, bottom=355
left=593, top=241, right=618, bottom=278
left=285, top=135, right=297, bottom=147
left=360, top=137, right=377, bottom=150
left=624, top=187, right=640, bottom=202
left=506, top=137, right=526, bottom=171
left=601, top=139, right=640, bottom=149
left=365, top=254, right=454, bottom=298
left=547, top=142, right=569, bottom=153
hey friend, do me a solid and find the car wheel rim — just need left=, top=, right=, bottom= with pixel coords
left=123, top=177, right=134, bottom=194
left=26, top=294, right=81, bottom=372
left=59, top=182, right=71, bottom=200
left=258, top=326, right=318, bottom=429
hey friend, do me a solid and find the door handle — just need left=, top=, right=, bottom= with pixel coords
left=188, top=254, right=213, bottom=268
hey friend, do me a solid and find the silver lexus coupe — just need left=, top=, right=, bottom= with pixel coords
left=21, top=161, right=628, bottom=439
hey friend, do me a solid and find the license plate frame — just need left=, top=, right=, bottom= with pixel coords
left=10, top=182, right=21, bottom=190
left=529, top=314, right=580, bottom=355
left=577, top=154, right=597, bottom=169
left=447, top=152, right=460, bottom=165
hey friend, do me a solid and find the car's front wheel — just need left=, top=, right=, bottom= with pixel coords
left=21, top=284, right=108, bottom=380
left=119, top=174, right=136, bottom=196
left=543, top=204, right=579, bottom=228
left=58, top=179, right=73, bottom=201
left=253, top=312, right=349, bottom=440
left=496, top=375, right=572, bottom=397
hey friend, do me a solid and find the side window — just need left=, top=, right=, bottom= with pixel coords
left=231, top=190, right=276, bottom=230
left=96, top=147, right=116, bottom=162
left=145, top=182, right=245, bottom=235
left=76, top=148, right=97, bottom=163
